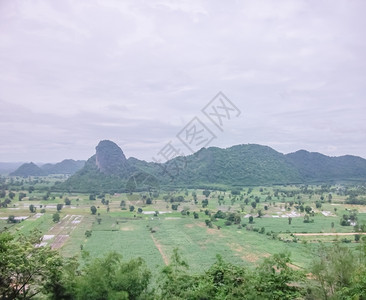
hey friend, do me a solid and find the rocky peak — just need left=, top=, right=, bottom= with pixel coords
left=95, top=140, right=128, bottom=175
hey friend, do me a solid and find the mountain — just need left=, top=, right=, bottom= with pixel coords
left=286, top=150, right=366, bottom=182
left=10, top=162, right=46, bottom=176
left=159, top=144, right=303, bottom=188
left=41, top=159, right=85, bottom=175
left=9, top=159, right=85, bottom=177
left=95, top=140, right=130, bottom=176
left=0, top=162, right=25, bottom=175
left=55, top=141, right=136, bottom=192
left=55, top=140, right=366, bottom=193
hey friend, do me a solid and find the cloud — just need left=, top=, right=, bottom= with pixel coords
left=0, top=0, right=365, bottom=161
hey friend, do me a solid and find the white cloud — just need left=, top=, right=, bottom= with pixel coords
left=0, top=0, right=365, bottom=161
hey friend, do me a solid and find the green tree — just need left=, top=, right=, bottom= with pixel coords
left=0, top=232, right=67, bottom=299
left=310, top=243, right=358, bottom=299
left=53, top=213, right=60, bottom=223
left=90, top=205, right=97, bottom=215
left=305, top=206, right=312, bottom=214
left=203, top=190, right=211, bottom=198
left=75, top=252, right=151, bottom=300
left=56, top=203, right=63, bottom=212
left=29, top=204, right=36, bottom=213
left=19, top=192, right=26, bottom=201
left=255, top=252, right=305, bottom=299
left=64, top=197, right=71, bottom=205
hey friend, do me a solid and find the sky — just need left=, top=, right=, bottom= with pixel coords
left=0, top=0, right=365, bottom=163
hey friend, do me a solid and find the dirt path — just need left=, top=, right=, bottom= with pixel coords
left=45, top=215, right=83, bottom=249
left=151, top=234, right=169, bottom=265
left=294, top=232, right=366, bottom=236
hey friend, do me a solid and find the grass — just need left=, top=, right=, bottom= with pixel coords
left=2, top=184, right=366, bottom=275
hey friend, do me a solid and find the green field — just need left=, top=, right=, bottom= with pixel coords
left=1, top=183, right=366, bottom=275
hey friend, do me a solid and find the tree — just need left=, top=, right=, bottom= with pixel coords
left=251, top=201, right=257, bottom=209
left=119, top=200, right=126, bottom=210
left=56, top=203, right=63, bottom=212
left=129, top=205, right=135, bottom=212
left=255, top=252, right=306, bottom=299
left=249, top=216, right=254, bottom=223
left=75, top=252, right=151, bottom=300
left=29, top=204, right=36, bottom=213
left=305, top=206, right=312, bottom=214
left=7, top=215, right=17, bottom=224
left=28, top=186, right=35, bottom=193
left=0, top=231, right=67, bottom=300
left=53, top=213, right=60, bottom=223
left=288, top=217, right=292, bottom=225
left=328, top=193, right=332, bottom=203
left=9, top=191, right=15, bottom=199
left=19, top=192, right=26, bottom=201
left=89, top=194, right=96, bottom=200
left=203, top=190, right=211, bottom=198
left=64, top=197, right=71, bottom=205
left=90, top=206, right=97, bottom=215
left=310, top=243, right=359, bottom=299
left=0, top=190, right=6, bottom=198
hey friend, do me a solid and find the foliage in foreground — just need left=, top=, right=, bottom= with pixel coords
left=1, top=231, right=366, bottom=299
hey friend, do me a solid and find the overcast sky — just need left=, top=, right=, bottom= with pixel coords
left=0, top=0, right=365, bottom=163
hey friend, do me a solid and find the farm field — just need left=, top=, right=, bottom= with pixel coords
left=1, top=181, right=366, bottom=275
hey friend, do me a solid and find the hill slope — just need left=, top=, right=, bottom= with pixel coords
left=41, top=159, right=85, bottom=175
left=10, top=162, right=46, bottom=176
left=286, top=150, right=366, bottom=182
left=55, top=141, right=137, bottom=192
left=9, top=160, right=85, bottom=176
left=55, top=140, right=366, bottom=192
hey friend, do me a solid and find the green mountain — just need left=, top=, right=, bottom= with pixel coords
left=54, top=140, right=366, bottom=193
left=9, top=159, right=85, bottom=177
left=286, top=150, right=366, bottom=182
left=55, top=141, right=138, bottom=192
left=159, top=145, right=303, bottom=188
left=10, top=162, right=46, bottom=177
left=0, top=162, right=24, bottom=175
left=41, top=159, right=85, bottom=175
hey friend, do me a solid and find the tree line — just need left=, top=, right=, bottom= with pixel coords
left=1, top=231, right=366, bottom=299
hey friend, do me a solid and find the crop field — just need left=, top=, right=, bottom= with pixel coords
left=1, top=183, right=366, bottom=275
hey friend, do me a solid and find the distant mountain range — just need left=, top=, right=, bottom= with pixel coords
left=0, top=162, right=24, bottom=175
left=9, top=159, right=85, bottom=176
left=53, top=140, right=366, bottom=193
